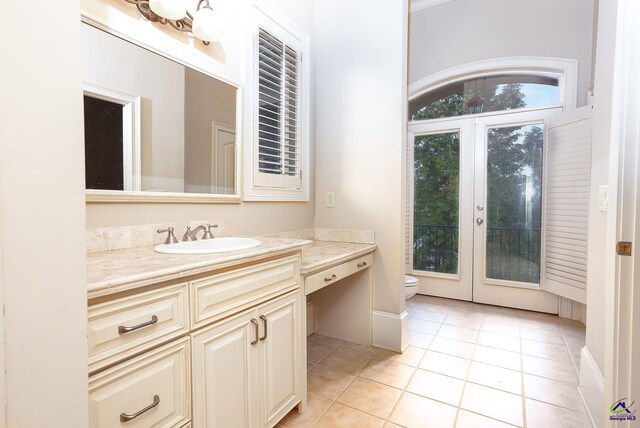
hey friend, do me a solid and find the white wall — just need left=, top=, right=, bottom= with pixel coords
left=586, top=0, right=618, bottom=377
left=0, top=1, right=88, bottom=426
left=410, top=0, right=595, bottom=107
left=82, top=0, right=316, bottom=234
left=313, top=0, right=408, bottom=324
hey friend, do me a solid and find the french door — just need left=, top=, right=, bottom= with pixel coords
left=409, top=108, right=562, bottom=313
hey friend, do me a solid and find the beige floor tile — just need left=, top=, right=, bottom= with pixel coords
left=444, top=314, right=483, bottom=329
left=408, top=330, right=435, bottom=349
left=476, top=331, right=521, bottom=352
left=406, top=368, right=465, bottom=406
left=307, top=362, right=315, bottom=371
left=308, top=333, right=344, bottom=349
left=455, top=410, right=517, bottom=428
left=408, top=318, right=442, bottom=335
left=525, top=398, right=591, bottom=428
left=480, top=320, right=520, bottom=337
left=318, top=347, right=375, bottom=375
left=438, top=324, right=478, bottom=343
left=374, top=346, right=426, bottom=367
left=523, top=374, right=585, bottom=412
left=307, top=341, right=334, bottom=364
left=339, top=342, right=380, bottom=359
left=389, top=392, right=458, bottom=428
left=383, top=423, right=403, bottom=428
left=522, top=355, right=579, bottom=384
left=336, top=377, right=402, bottom=419
left=519, top=318, right=561, bottom=332
left=520, top=327, right=565, bottom=345
left=279, top=394, right=331, bottom=427
left=307, top=364, right=354, bottom=401
left=467, top=361, right=522, bottom=395
left=419, top=350, right=470, bottom=379
left=314, top=403, right=385, bottom=428
left=429, top=336, right=475, bottom=359
left=472, top=345, right=521, bottom=371
left=521, top=339, right=571, bottom=363
left=412, top=309, right=447, bottom=323
left=359, top=358, right=416, bottom=389
left=460, top=383, right=523, bottom=427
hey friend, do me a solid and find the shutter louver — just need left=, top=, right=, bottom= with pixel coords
left=257, top=28, right=300, bottom=178
left=541, top=108, right=592, bottom=304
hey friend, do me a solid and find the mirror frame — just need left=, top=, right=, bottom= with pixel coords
left=81, top=16, right=242, bottom=204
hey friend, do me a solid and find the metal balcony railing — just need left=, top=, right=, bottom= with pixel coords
left=413, top=224, right=541, bottom=283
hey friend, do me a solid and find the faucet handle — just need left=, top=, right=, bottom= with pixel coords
left=157, top=227, right=179, bottom=245
left=202, top=224, right=219, bottom=240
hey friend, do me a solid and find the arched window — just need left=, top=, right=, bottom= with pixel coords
left=409, top=74, right=560, bottom=121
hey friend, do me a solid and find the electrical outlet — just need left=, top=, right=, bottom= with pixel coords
left=599, top=185, right=608, bottom=212
left=326, top=191, right=336, bottom=208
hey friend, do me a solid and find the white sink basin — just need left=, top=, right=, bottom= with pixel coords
left=154, top=237, right=261, bottom=254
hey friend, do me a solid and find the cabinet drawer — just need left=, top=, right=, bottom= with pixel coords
left=305, top=253, right=373, bottom=295
left=89, top=338, right=191, bottom=428
left=191, top=255, right=299, bottom=329
left=89, top=283, right=189, bottom=373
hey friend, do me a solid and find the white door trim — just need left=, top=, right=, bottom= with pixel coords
left=604, top=0, right=640, bottom=424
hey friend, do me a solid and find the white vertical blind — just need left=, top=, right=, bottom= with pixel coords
left=257, top=28, right=300, bottom=181
left=541, top=107, right=592, bottom=304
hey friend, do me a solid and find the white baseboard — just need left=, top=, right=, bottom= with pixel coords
left=372, top=310, right=408, bottom=352
left=579, top=347, right=604, bottom=428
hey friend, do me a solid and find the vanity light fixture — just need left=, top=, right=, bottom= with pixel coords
left=124, top=0, right=223, bottom=45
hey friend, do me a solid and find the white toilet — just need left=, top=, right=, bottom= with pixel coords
left=405, top=275, right=418, bottom=299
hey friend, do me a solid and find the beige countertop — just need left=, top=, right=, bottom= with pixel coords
left=86, top=237, right=376, bottom=299
left=87, top=237, right=312, bottom=298
left=300, top=241, right=377, bottom=276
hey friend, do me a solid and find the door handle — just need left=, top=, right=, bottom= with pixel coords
left=259, top=315, right=268, bottom=341
left=476, top=218, right=484, bottom=225
left=250, top=318, right=259, bottom=345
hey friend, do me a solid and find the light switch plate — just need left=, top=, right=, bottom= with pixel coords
left=325, top=191, right=336, bottom=208
left=599, top=185, right=608, bottom=212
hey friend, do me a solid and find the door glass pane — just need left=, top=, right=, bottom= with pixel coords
left=413, top=132, right=460, bottom=274
left=485, top=124, right=543, bottom=283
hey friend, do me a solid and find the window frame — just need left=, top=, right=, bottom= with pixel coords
left=244, top=3, right=310, bottom=201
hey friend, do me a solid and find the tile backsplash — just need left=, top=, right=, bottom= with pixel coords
left=86, top=219, right=231, bottom=254
left=87, top=223, right=375, bottom=254
left=265, top=228, right=375, bottom=245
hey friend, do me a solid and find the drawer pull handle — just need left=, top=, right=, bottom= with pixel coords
left=259, top=315, right=268, bottom=341
left=251, top=318, right=259, bottom=345
left=118, top=315, right=158, bottom=334
left=357, top=262, right=368, bottom=268
left=324, top=274, right=337, bottom=282
left=120, top=395, right=160, bottom=422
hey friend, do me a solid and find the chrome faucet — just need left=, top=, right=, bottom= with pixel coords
left=182, top=224, right=218, bottom=241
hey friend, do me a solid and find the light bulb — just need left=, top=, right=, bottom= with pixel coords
left=149, top=0, right=187, bottom=20
left=192, top=6, right=223, bottom=43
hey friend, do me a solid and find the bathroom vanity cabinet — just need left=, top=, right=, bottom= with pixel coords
left=87, top=251, right=305, bottom=428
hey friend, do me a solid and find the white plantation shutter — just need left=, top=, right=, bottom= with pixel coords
left=541, top=107, right=592, bottom=304
left=255, top=27, right=302, bottom=189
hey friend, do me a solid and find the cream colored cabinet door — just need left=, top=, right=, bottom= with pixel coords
left=191, top=308, right=258, bottom=428
left=257, top=292, right=301, bottom=427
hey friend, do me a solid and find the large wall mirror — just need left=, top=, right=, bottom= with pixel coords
left=81, top=22, right=240, bottom=202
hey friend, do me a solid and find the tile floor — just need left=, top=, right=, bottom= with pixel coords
left=278, top=295, right=589, bottom=428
